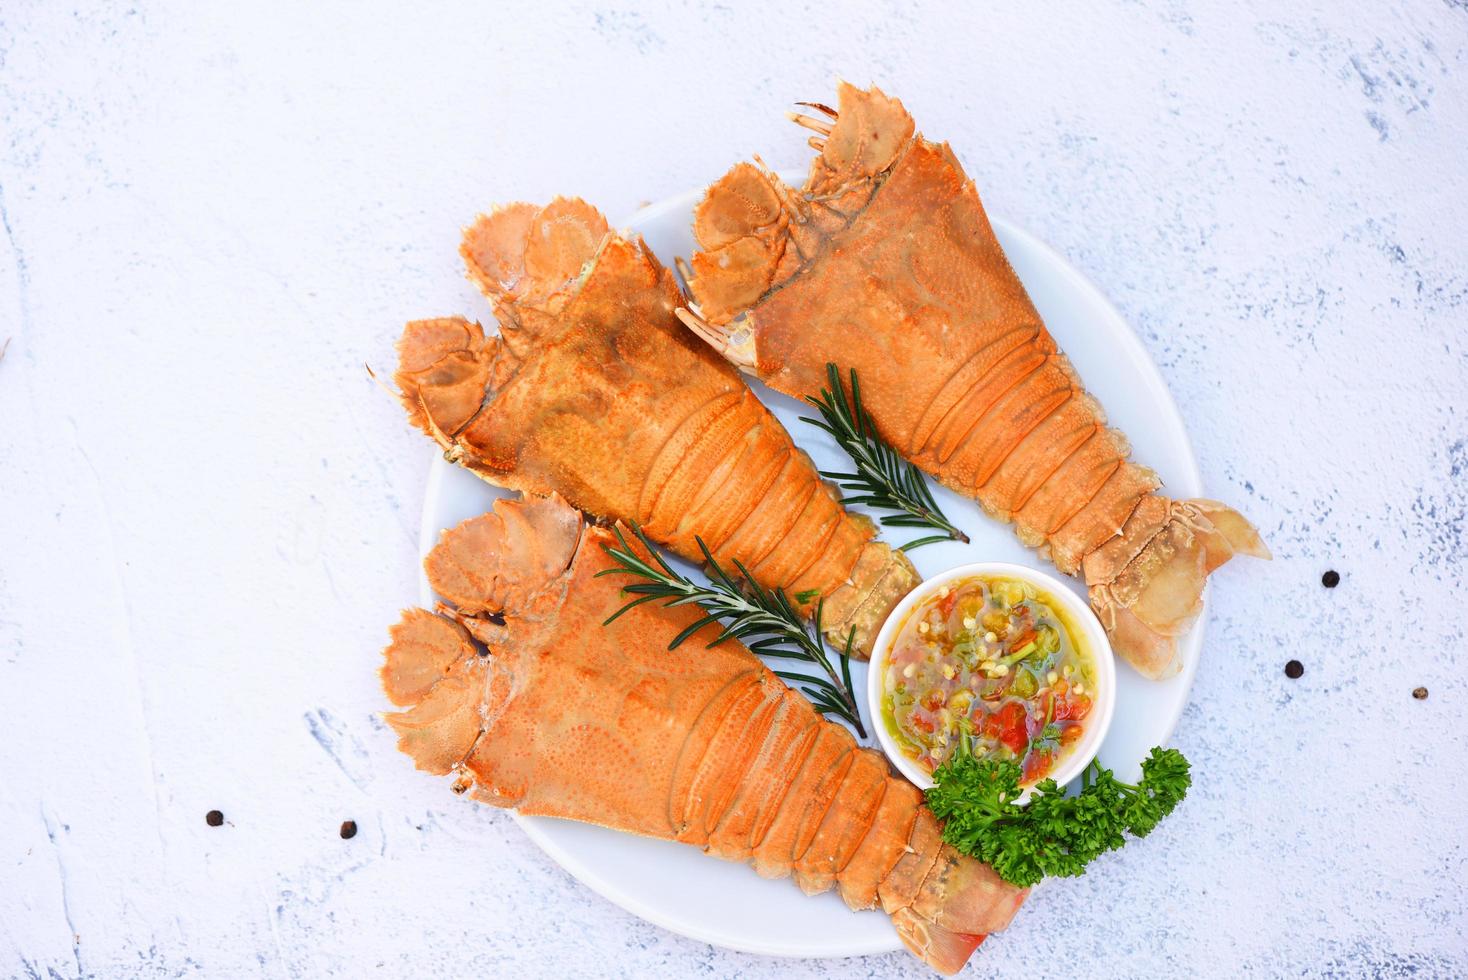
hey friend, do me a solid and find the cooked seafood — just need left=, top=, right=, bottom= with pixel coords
left=381, top=493, right=1027, bottom=973
left=679, top=84, right=1270, bottom=678
left=392, top=198, right=916, bottom=656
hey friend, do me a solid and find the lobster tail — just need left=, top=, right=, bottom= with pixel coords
left=394, top=196, right=917, bottom=656
left=890, top=915, right=985, bottom=976
left=1086, top=497, right=1271, bottom=678
left=680, top=82, right=1270, bottom=679
left=381, top=495, right=1025, bottom=972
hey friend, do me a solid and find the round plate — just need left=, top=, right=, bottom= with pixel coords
left=418, top=179, right=1205, bottom=958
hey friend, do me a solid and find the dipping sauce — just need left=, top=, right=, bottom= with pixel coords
left=880, top=574, right=1095, bottom=785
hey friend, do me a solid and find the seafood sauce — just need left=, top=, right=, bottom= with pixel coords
left=881, top=575, right=1095, bottom=785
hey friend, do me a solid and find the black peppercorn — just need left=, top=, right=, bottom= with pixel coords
left=205, top=810, right=224, bottom=827
left=1321, top=570, right=1340, bottom=588
left=340, top=820, right=358, bottom=839
left=1284, top=660, right=1304, bottom=679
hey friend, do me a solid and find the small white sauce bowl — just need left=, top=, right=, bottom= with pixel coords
left=867, top=561, right=1117, bottom=802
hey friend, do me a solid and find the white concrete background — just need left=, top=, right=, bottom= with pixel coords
left=1, top=2, right=1464, bottom=977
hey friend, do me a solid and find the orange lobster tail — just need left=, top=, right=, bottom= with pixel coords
left=393, top=198, right=917, bottom=656
left=682, top=84, right=1269, bottom=679
left=382, top=494, right=1027, bottom=974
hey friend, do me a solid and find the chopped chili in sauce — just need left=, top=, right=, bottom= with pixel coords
left=880, top=575, right=1096, bottom=785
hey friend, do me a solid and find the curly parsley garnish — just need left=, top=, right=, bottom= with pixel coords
left=924, top=745, right=1192, bottom=888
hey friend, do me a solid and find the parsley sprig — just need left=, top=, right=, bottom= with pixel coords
left=802, top=363, right=969, bottom=551
left=924, top=745, right=1192, bottom=888
left=598, top=524, right=866, bottom=737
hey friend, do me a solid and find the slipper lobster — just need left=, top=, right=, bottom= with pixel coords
left=678, top=84, right=1270, bottom=678
left=392, top=198, right=917, bottom=655
left=382, top=493, right=1027, bottom=973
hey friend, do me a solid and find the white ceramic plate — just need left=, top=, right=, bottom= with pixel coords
left=417, top=179, right=1206, bottom=958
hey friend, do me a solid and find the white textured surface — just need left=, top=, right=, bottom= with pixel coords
left=1, top=2, right=1464, bottom=977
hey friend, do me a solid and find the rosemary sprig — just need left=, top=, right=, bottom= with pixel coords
left=803, top=363, right=969, bottom=551
left=597, top=524, right=867, bottom=737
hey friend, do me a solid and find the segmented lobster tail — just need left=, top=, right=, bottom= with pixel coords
left=381, top=494, right=1024, bottom=973
left=679, top=82, right=1270, bottom=678
left=394, top=196, right=916, bottom=656
left=1086, top=496, right=1271, bottom=678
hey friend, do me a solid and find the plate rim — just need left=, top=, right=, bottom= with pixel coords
left=414, top=184, right=1207, bottom=959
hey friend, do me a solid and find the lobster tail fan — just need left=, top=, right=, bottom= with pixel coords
left=1086, top=497, right=1271, bottom=678
left=890, top=912, right=985, bottom=977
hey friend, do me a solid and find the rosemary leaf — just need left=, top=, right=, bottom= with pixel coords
left=599, top=524, right=867, bottom=738
left=803, top=363, right=969, bottom=550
